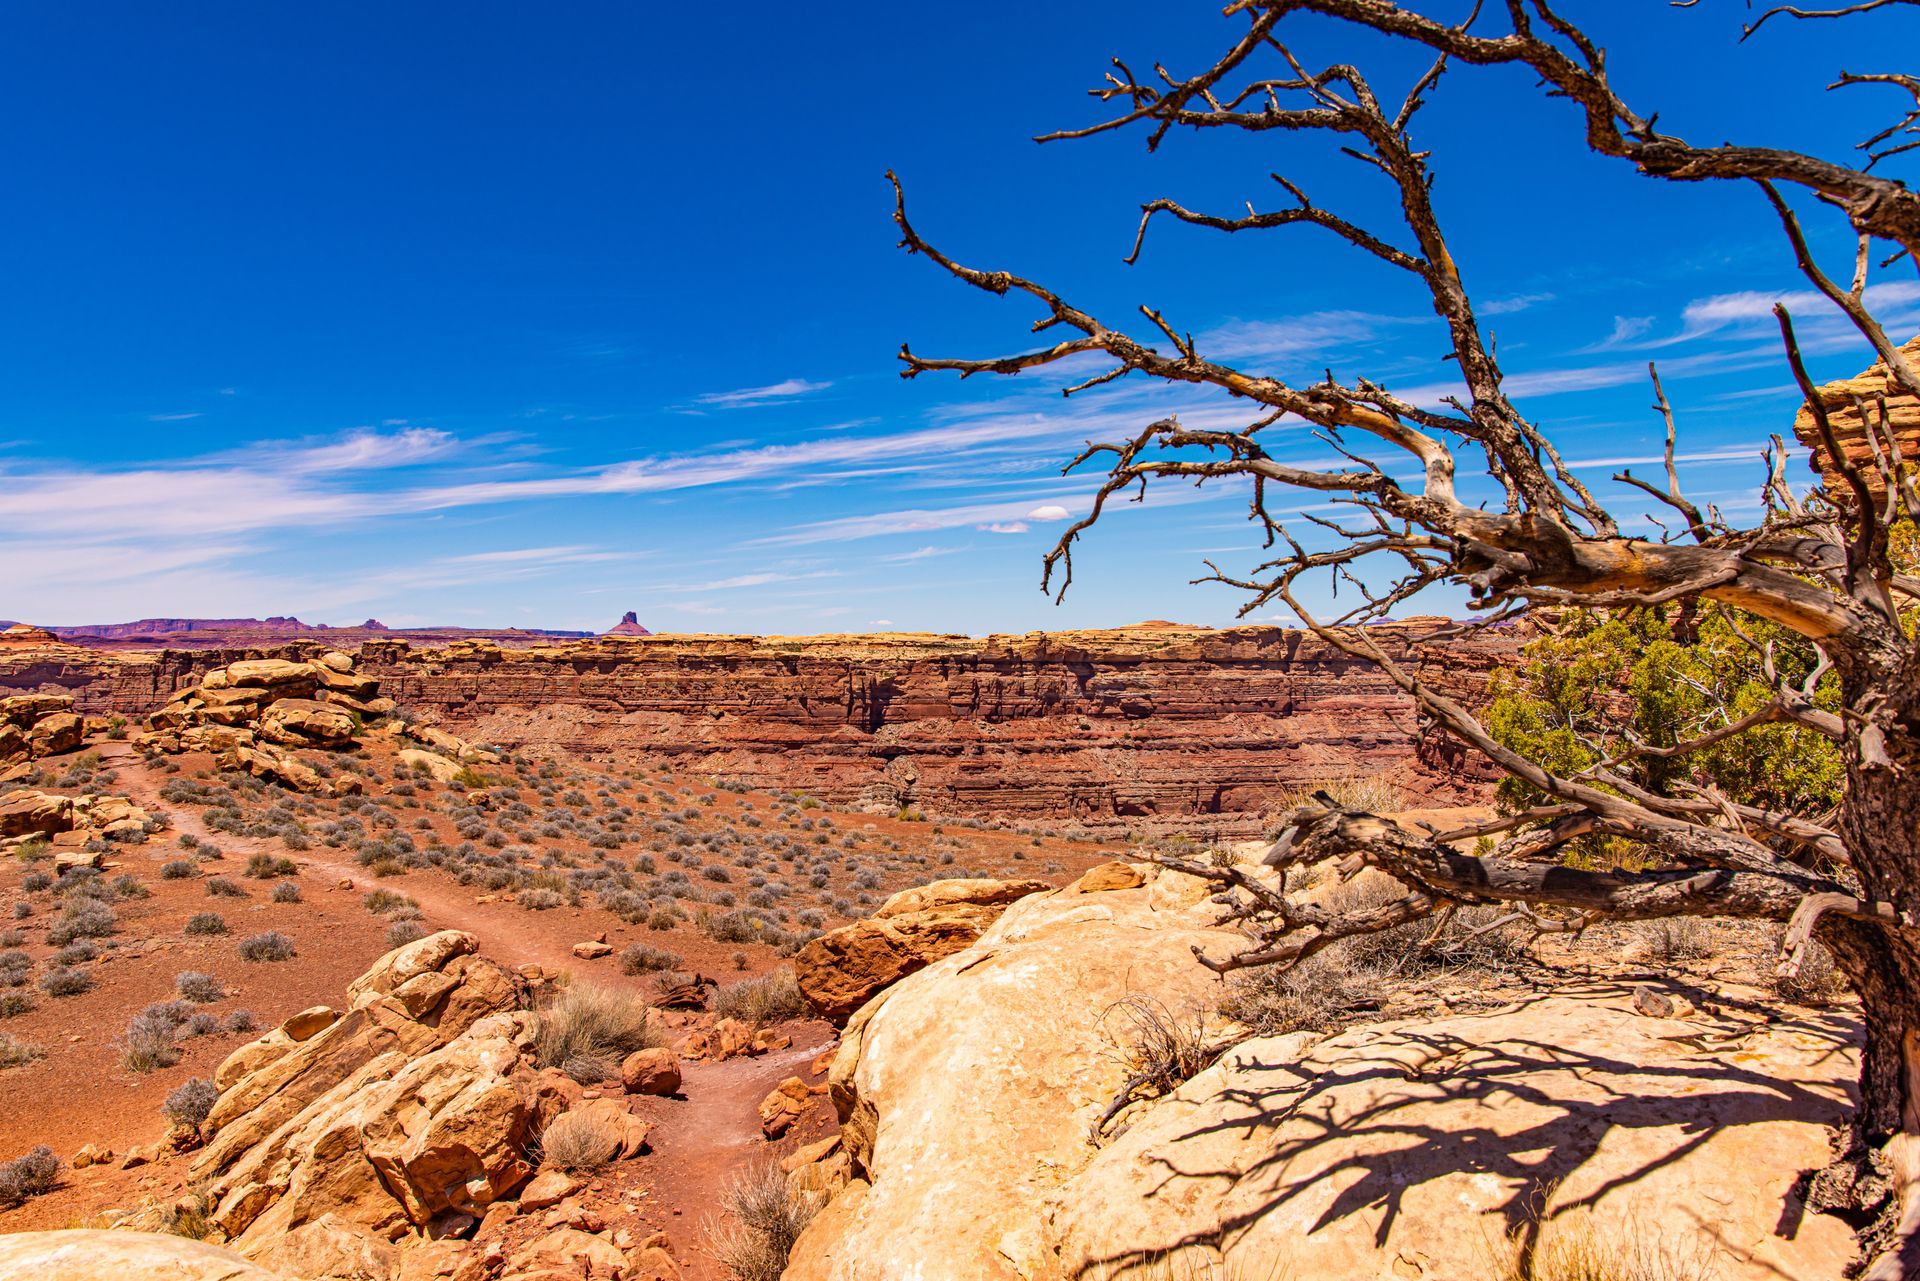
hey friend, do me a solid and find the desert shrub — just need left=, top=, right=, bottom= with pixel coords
left=1774, top=936, right=1850, bottom=1007
left=20, top=871, right=51, bottom=893
left=123, top=1003, right=185, bottom=1072
left=0, top=1146, right=60, bottom=1206
left=245, top=853, right=297, bottom=878
left=1220, top=949, right=1385, bottom=1038
left=619, top=943, right=684, bottom=975
left=518, top=888, right=563, bottom=911
left=711, top=970, right=807, bottom=1027
left=1636, top=917, right=1713, bottom=965
left=384, top=919, right=428, bottom=948
left=162, top=1077, right=220, bottom=1128
left=161, top=860, right=196, bottom=880
left=537, top=1108, right=623, bottom=1171
left=205, top=877, right=245, bottom=898
left=237, top=931, right=296, bottom=962
left=224, top=1009, right=258, bottom=1034
left=707, top=1161, right=819, bottom=1281
left=534, top=984, right=661, bottom=1083
left=111, top=873, right=149, bottom=898
left=46, top=900, right=115, bottom=945
left=0, top=952, right=27, bottom=986
left=39, top=966, right=92, bottom=997
left=0, top=1031, right=44, bottom=1070
left=363, top=888, right=415, bottom=915
left=184, top=1011, right=221, bottom=1037
left=271, top=881, right=303, bottom=904
left=0, top=993, right=30, bottom=1019
left=1097, top=994, right=1215, bottom=1131
left=175, top=970, right=224, bottom=1003
left=185, top=912, right=228, bottom=936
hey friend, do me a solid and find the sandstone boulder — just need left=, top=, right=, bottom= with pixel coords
left=784, top=867, right=1862, bottom=1281
left=258, top=697, right=357, bottom=748
left=192, top=931, right=536, bottom=1275
left=786, top=868, right=1232, bottom=1280
left=793, top=877, right=1051, bottom=1019
left=758, top=1075, right=813, bottom=1139
left=23, top=710, right=83, bottom=756
left=621, top=1047, right=682, bottom=1096
left=1043, top=993, right=1857, bottom=1281
left=0, top=787, right=71, bottom=837
left=0, top=1230, right=294, bottom=1280
left=224, top=658, right=321, bottom=691
left=398, top=747, right=464, bottom=783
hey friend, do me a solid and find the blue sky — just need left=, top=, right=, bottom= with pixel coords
left=2, top=2, right=1916, bottom=634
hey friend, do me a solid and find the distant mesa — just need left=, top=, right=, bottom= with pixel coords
left=605, top=610, right=652, bottom=637
left=0, top=622, right=59, bottom=645
left=0, top=615, right=596, bottom=651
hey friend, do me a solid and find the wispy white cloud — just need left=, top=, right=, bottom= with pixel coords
left=1197, top=310, right=1417, bottom=363
left=981, top=521, right=1029, bottom=534
left=1480, top=292, right=1555, bottom=316
left=692, top=378, right=832, bottom=408
left=291, top=427, right=459, bottom=472
left=1026, top=504, right=1071, bottom=521
left=148, top=411, right=202, bottom=422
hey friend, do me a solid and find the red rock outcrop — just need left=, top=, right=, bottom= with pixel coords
left=0, top=623, right=1515, bottom=834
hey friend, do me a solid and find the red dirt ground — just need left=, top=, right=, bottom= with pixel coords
left=0, top=733, right=1117, bottom=1275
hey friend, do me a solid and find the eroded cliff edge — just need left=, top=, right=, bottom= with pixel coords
left=0, top=623, right=1512, bottom=833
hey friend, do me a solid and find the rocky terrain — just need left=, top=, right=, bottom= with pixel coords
left=0, top=621, right=1514, bottom=836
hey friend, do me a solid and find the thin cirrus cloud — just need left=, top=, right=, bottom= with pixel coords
left=691, top=378, right=833, bottom=408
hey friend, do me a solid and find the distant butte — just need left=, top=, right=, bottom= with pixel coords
left=605, top=610, right=652, bottom=637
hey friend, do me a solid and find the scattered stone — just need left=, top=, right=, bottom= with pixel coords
left=571, top=940, right=614, bottom=960
left=793, top=877, right=1051, bottom=1019
left=1074, top=861, right=1146, bottom=893
left=758, top=1076, right=815, bottom=1140
left=517, top=1168, right=577, bottom=1212
left=620, top=1048, right=682, bottom=1097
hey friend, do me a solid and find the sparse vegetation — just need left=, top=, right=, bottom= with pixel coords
left=711, top=969, right=807, bottom=1028
left=537, top=1108, right=623, bottom=1171
left=1097, top=995, right=1216, bottom=1132
left=39, top=966, right=92, bottom=997
left=175, top=970, right=224, bottom=1003
left=384, top=919, right=427, bottom=948
left=237, top=931, right=296, bottom=962
left=162, top=1077, right=220, bottom=1128
left=271, top=881, right=303, bottom=903
left=0, top=1031, right=45, bottom=1070
left=620, top=943, right=684, bottom=975
left=0, top=1146, right=60, bottom=1207
left=534, top=983, right=662, bottom=1084
left=707, top=1161, right=819, bottom=1281
left=123, top=1002, right=187, bottom=1072
left=185, top=912, right=229, bottom=936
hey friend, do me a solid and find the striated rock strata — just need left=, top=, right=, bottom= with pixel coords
left=0, top=622, right=1515, bottom=833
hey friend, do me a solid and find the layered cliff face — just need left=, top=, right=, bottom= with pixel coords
left=0, top=623, right=1515, bottom=833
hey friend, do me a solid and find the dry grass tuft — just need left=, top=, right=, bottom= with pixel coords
left=706, top=1161, right=819, bottom=1281
left=1495, top=1208, right=1718, bottom=1281
left=711, top=969, right=808, bottom=1027
left=1633, top=918, right=1713, bottom=965
left=1098, top=994, right=1216, bottom=1131
left=534, top=983, right=661, bottom=1083
left=538, top=1108, right=623, bottom=1171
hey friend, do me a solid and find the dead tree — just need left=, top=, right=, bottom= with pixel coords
left=889, top=2, right=1920, bottom=1274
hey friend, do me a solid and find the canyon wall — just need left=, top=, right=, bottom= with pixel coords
left=0, top=623, right=1517, bottom=833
